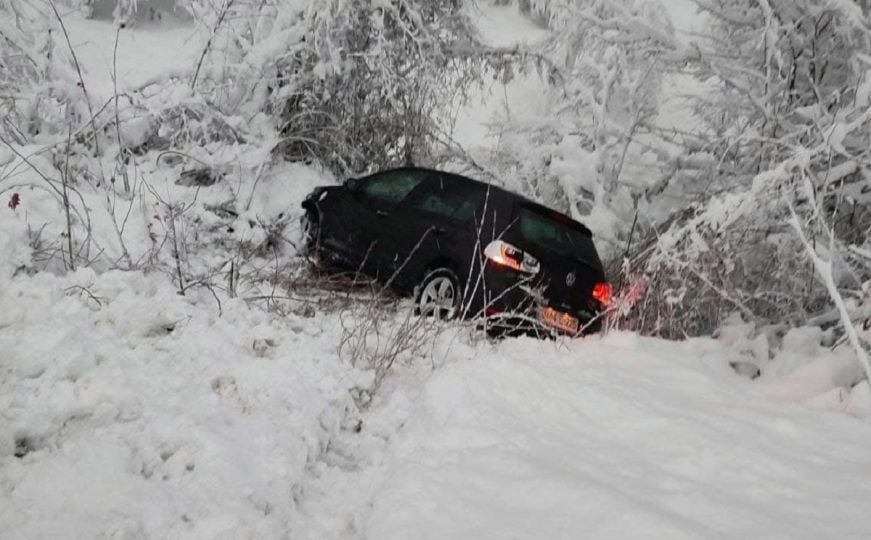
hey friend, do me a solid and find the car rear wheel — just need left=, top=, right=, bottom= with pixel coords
left=415, top=268, right=461, bottom=320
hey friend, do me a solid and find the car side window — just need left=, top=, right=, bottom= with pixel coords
left=408, top=176, right=485, bottom=222
left=359, top=170, right=428, bottom=204
left=416, top=192, right=456, bottom=218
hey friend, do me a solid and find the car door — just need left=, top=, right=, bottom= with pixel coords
left=374, top=174, right=486, bottom=289
left=340, top=168, right=431, bottom=277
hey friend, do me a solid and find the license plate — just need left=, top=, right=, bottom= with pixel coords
left=538, top=307, right=580, bottom=334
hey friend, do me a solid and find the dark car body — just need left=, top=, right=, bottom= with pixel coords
left=301, top=167, right=610, bottom=335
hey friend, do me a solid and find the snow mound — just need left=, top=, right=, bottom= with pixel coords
left=361, top=334, right=871, bottom=540
left=0, top=269, right=369, bottom=539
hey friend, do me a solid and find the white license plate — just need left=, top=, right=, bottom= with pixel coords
left=538, top=307, right=580, bottom=334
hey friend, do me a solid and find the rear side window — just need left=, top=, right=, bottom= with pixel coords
left=407, top=175, right=486, bottom=222
left=517, top=205, right=602, bottom=268
left=358, top=170, right=428, bottom=204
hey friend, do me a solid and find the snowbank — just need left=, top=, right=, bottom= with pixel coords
left=0, top=268, right=369, bottom=538
left=360, top=334, right=871, bottom=540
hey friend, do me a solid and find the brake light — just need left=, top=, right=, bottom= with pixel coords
left=592, top=282, right=612, bottom=306
left=484, top=240, right=540, bottom=275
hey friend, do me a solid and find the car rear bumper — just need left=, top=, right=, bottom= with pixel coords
left=476, top=263, right=603, bottom=335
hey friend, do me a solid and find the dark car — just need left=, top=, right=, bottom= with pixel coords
left=300, top=166, right=611, bottom=335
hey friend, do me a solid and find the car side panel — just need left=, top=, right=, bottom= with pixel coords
left=312, top=188, right=379, bottom=270
left=368, top=201, right=456, bottom=291
left=315, top=170, right=431, bottom=278
left=375, top=176, right=509, bottom=293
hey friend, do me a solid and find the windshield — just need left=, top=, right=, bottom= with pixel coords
left=517, top=205, right=602, bottom=269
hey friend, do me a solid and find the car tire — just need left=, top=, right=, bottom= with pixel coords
left=414, top=267, right=462, bottom=321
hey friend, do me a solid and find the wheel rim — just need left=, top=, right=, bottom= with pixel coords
left=419, top=276, right=457, bottom=319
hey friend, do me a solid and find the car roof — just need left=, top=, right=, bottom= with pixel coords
left=371, top=166, right=594, bottom=237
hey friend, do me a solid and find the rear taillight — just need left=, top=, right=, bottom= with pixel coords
left=484, top=240, right=540, bottom=275
left=592, top=282, right=612, bottom=306
left=485, top=306, right=502, bottom=316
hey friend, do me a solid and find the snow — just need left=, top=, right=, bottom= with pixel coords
left=661, top=0, right=706, bottom=38
left=2, top=2, right=871, bottom=540
left=4, top=231, right=868, bottom=539
left=467, top=3, right=550, bottom=47
left=450, top=3, right=551, bottom=150
left=294, top=333, right=871, bottom=540
left=1, top=268, right=369, bottom=539
left=62, top=10, right=203, bottom=100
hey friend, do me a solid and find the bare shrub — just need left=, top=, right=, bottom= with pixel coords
left=339, top=290, right=442, bottom=402
left=604, top=0, right=871, bottom=345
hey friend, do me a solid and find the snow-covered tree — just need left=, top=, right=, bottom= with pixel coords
left=466, top=0, right=685, bottom=253
left=186, top=0, right=483, bottom=175
left=630, top=0, right=871, bottom=340
left=0, top=0, right=86, bottom=143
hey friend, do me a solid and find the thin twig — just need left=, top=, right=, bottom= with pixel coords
left=190, top=0, right=236, bottom=90
left=112, top=24, right=130, bottom=192
left=62, top=124, right=75, bottom=270
left=47, top=0, right=100, bottom=157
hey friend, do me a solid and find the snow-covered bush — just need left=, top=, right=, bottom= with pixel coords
left=621, top=0, right=871, bottom=344
left=285, top=0, right=480, bottom=174
left=463, top=0, right=686, bottom=252
left=0, top=0, right=93, bottom=144
left=186, top=0, right=486, bottom=175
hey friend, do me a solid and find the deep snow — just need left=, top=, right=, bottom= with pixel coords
left=4, top=267, right=870, bottom=539
left=0, top=269, right=371, bottom=538
left=2, top=3, right=871, bottom=540
left=362, top=335, right=871, bottom=539
left=287, top=329, right=871, bottom=540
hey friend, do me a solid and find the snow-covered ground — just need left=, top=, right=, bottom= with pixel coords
left=0, top=269, right=370, bottom=538
left=3, top=3, right=871, bottom=540
left=62, top=10, right=203, bottom=100
left=361, top=334, right=871, bottom=539
left=4, top=267, right=870, bottom=538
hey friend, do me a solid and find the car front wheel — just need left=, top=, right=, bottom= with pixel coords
left=415, top=268, right=461, bottom=320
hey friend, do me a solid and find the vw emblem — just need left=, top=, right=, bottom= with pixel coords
left=565, top=272, right=576, bottom=286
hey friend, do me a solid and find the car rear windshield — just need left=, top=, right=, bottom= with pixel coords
left=517, top=205, right=602, bottom=269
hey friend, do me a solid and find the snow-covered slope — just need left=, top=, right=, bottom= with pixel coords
left=291, top=333, right=871, bottom=539
left=2, top=4, right=871, bottom=540
left=363, top=335, right=871, bottom=539
left=3, top=269, right=870, bottom=539
left=0, top=269, right=371, bottom=538
left=62, top=11, right=203, bottom=100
